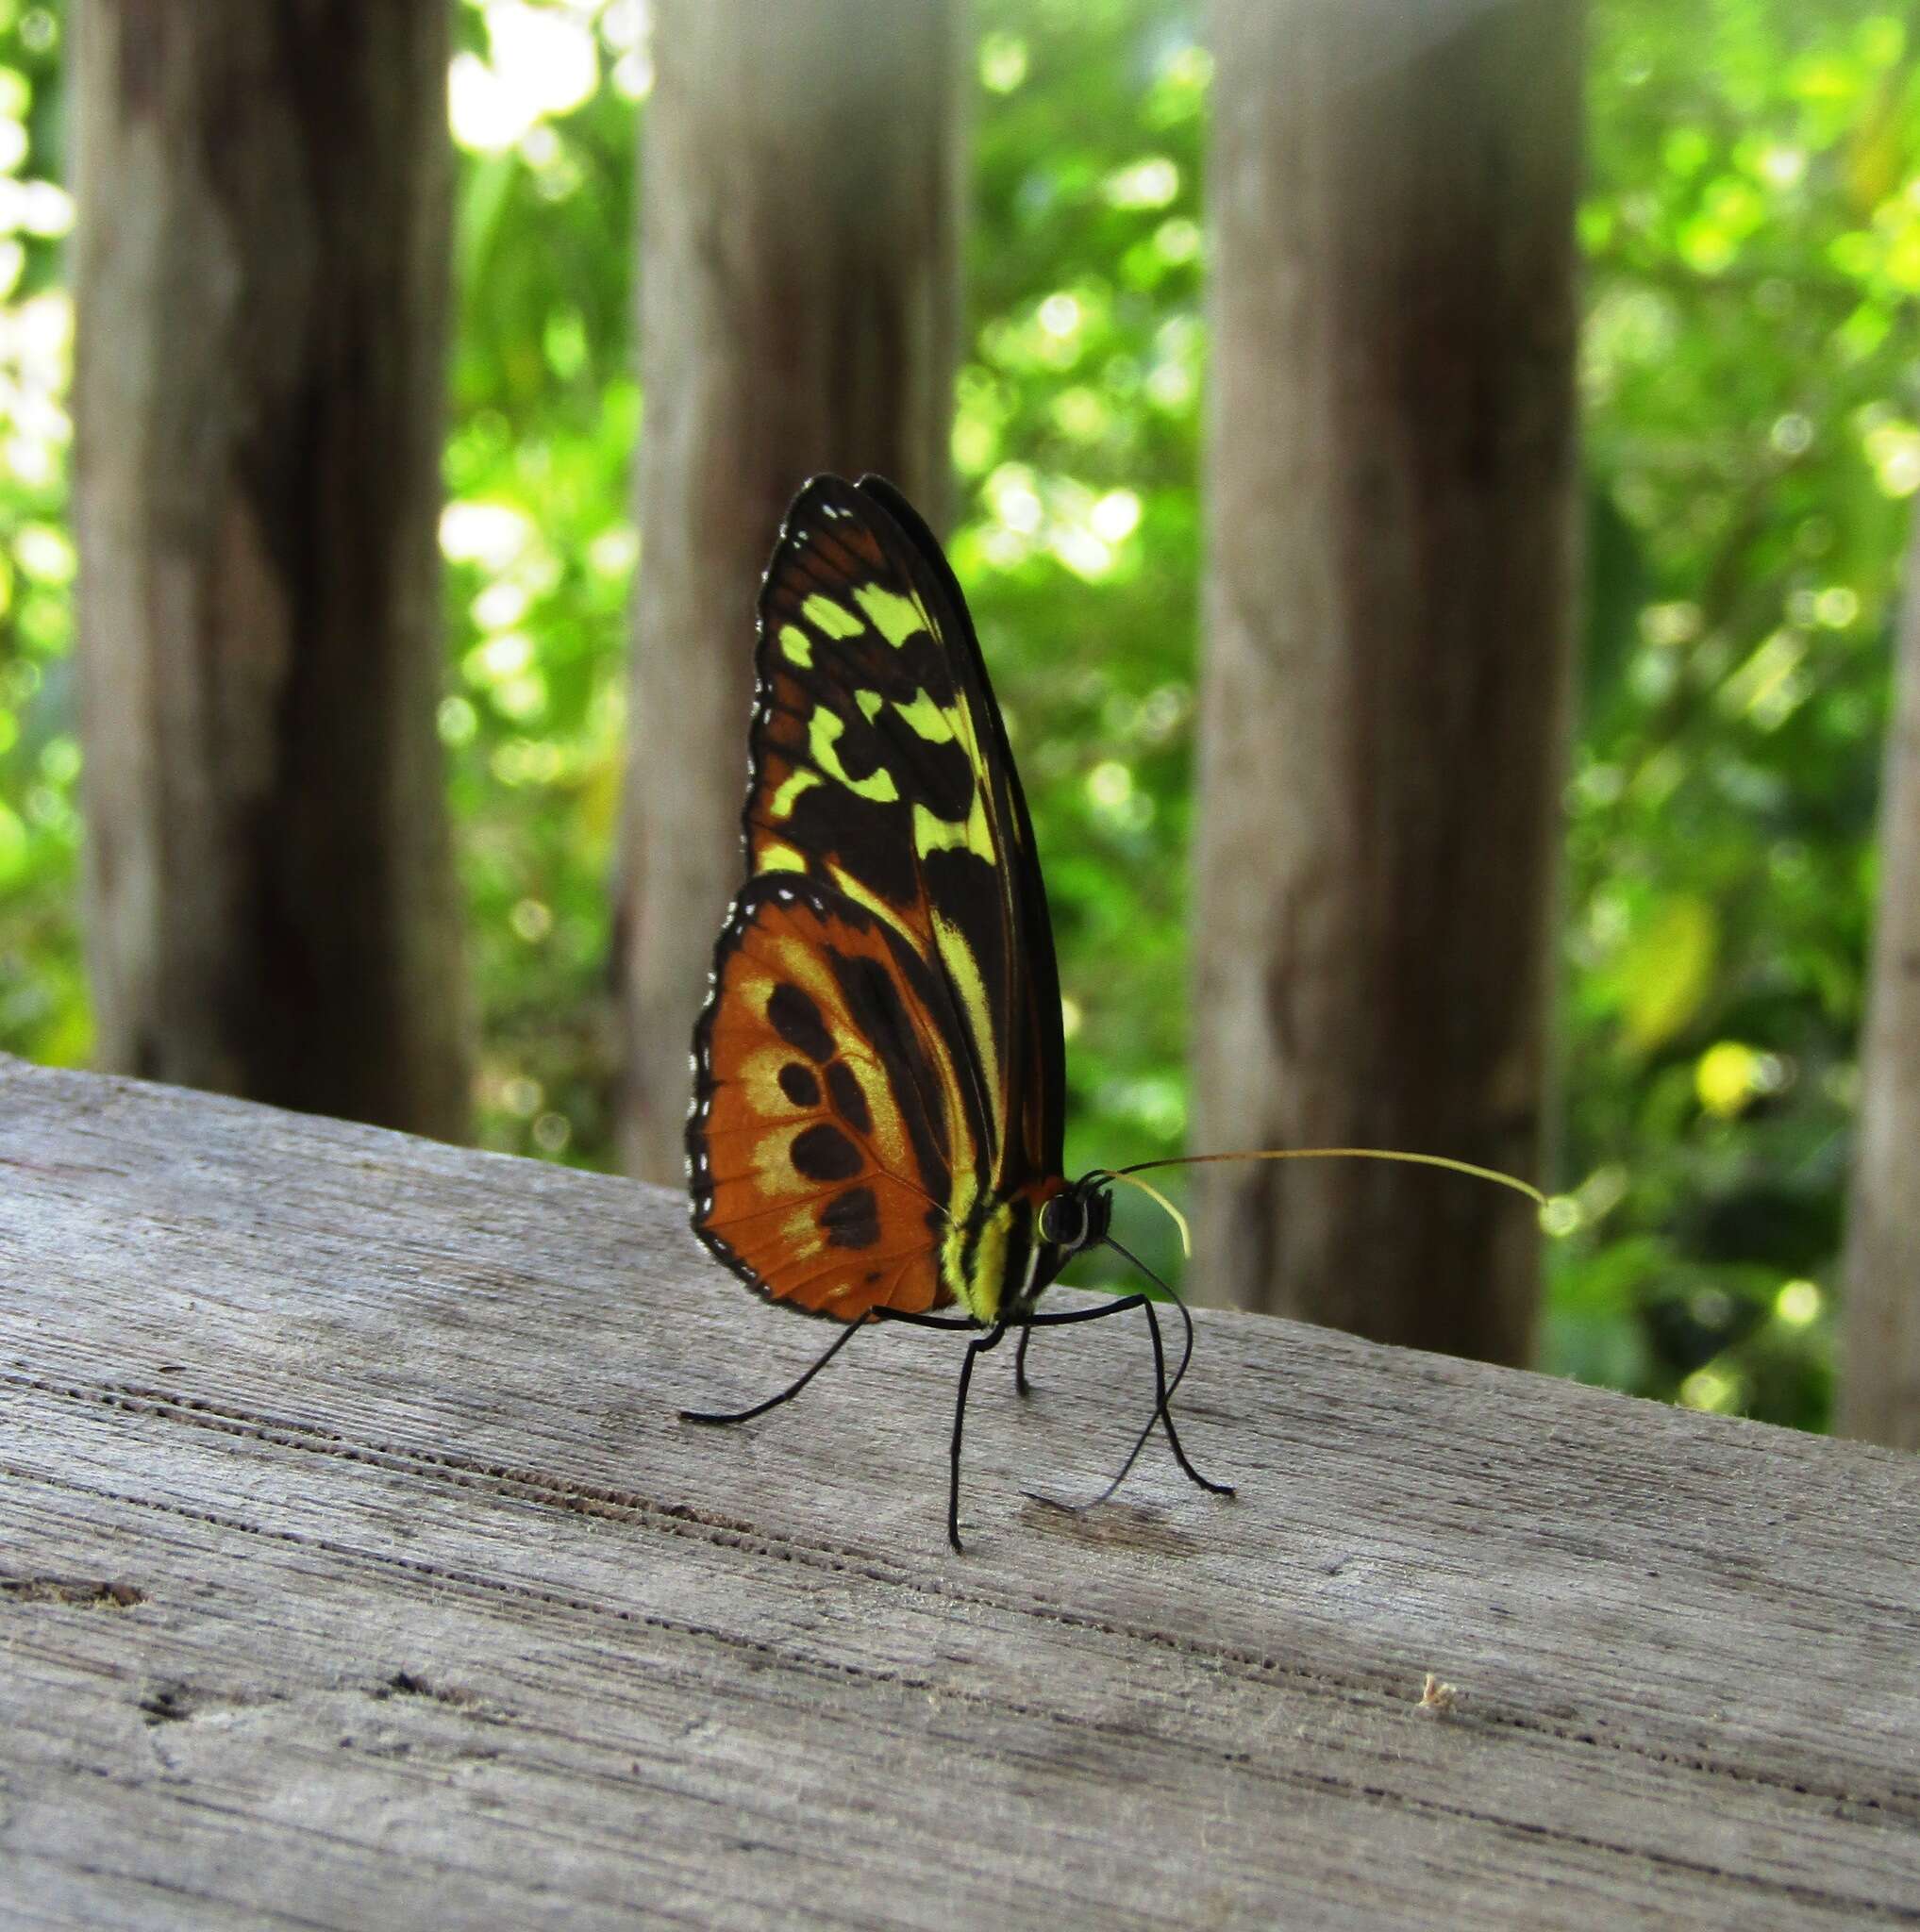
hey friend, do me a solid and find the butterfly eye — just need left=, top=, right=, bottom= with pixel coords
left=1042, top=1192, right=1089, bottom=1251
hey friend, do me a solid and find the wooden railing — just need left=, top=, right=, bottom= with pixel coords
left=3, top=1053, right=1916, bottom=1924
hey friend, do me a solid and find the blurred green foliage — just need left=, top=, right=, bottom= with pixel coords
left=1565, top=0, right=1919, bottom=1427
left=0, top=2, right=80, bottom=1071
left=0, top=0, right=1912, bottom=1433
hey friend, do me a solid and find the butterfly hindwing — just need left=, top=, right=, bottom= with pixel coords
left=691, top=874, right=973, bottom=1320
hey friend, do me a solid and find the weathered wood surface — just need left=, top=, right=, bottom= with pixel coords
left=71, top=1, right=469, bottom=1138
left=3, top=1054, right=1918, bottom=1929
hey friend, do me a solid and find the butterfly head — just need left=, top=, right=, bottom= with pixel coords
left=1010, top=1173, right=1115, bottom=1309
left=1036, top=1175, right=1113, bottom=1261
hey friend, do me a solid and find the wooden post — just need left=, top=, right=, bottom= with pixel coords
left=1842, top=509, right=1920, bottom=1446
left=70, top=0, right=468, bottom=1139
left=615, top=0, right=965, bottom=1186
left=1190, top=0, right=1583, bottom=1360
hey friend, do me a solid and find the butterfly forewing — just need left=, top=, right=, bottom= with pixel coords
left=751, top=487, right=1006, bottom=1158
left=690, top=475, right=1066, bottom=1322
left=858, top=476, right=1065, bottom=1186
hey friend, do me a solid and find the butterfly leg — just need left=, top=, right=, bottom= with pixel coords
left=1019, top=1292, right=1235, bottom=1515
left=946, top=1321, right=1008, bottom=1554
left=679, top=1316, right=863, bottom=1425
left=1014, top=1323, right=1035, bottom=1397
left=1016, top=1294, right=1146, bottom=1513
left=1133, top=1295, right=1236, bottom=1499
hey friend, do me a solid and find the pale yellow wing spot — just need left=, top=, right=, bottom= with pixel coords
left=760, top=933, right=847, bottom=1018
left=842, top=1053, right=911, bottom=1174
left=911, top=794, right=996, bottom=863
left=825, top=860, right=917, bottom=944
left=769, top=768, right=823, bottom=819
left=808, top=708, right=899, bottom=803
left=853, top=583, right=929, bottom=648
left=931, top=905, right=1000, bottom=1158
left=894, top=690, right=956, bottom=742
left=856, top=688, right=885, bottom=722
left=779, top=1208, right=825, bottom=1263
left=750, top=1124, right=811, bottom=1198
left=802, top=592, right=865, bottom=639
left=779, top=625, right=813, bottom=666
left=740, top=1042, right=809, bottom=1108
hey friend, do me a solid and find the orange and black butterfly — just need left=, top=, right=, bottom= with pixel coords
left=683, top=473, right=1230, bottom=1550
left=683, top=475, right=1544, bottom=1549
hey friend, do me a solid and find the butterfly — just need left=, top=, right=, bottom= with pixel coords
left=678, top=472, right=1235, bottom=1550
left=681, top=475, right=1544, bottom=1550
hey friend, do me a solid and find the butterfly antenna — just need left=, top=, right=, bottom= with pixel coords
left=1115, top=1146, right=1549, bottom=1210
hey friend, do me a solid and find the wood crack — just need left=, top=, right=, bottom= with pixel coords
left=13, top=1367, right=1915, bottom=1825
left=14, top=1367, right=1917, bottom=1829
left=16, top=1460, right=1908, bottom=1922
left=8, top=1403, right=1918, bottom=1879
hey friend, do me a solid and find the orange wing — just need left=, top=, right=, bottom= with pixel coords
left=689, top=875, right=977, bottom=1322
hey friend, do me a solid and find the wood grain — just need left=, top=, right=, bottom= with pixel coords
left=1843, top=497, right=1920, bottom=1448
left=3, top=1053, right=1918, bottom=1927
